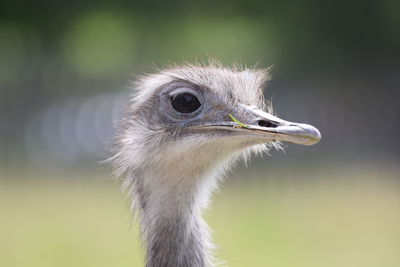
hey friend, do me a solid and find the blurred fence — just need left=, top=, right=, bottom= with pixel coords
left=1, top=0, right=399, bottom=170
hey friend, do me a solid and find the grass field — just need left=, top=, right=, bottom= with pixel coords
left=1, top=161, right=400, bottom=267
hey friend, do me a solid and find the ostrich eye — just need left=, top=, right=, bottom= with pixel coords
left=171, top=93, right=201, bottom=113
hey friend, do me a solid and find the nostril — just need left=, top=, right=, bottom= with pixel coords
left=258, top=120, right=278, bottom=128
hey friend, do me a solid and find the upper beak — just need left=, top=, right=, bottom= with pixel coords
left=236, top=106, right=321, bottom=146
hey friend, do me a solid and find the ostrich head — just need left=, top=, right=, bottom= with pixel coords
left=111, top=63, right=320, bottom=267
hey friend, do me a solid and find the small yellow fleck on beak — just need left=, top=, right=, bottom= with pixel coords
left=229, top=113, right=249, bottom=129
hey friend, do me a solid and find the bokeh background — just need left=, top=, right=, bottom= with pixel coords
left=1, top=1, right=399, bottom=266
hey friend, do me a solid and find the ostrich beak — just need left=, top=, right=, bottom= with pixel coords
left=236, top=106, right=321, bottom=146
left=192, top=106, right=321, bottom=146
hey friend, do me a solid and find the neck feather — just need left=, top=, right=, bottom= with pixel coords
left=132, top=168, right=220, bottom=267
left=123, top=140, right=247, bottom=267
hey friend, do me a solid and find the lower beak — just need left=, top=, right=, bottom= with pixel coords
left=237, top=107, right=321, bottom=146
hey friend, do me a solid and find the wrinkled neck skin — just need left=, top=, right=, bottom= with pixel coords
left=129, top=139, right=253, bottom=267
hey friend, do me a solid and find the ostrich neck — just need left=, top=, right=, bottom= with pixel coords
left=135, top=168, right=218, bottom=267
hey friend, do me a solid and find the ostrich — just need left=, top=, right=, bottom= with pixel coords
left=110, top=63, right=320, bottom=267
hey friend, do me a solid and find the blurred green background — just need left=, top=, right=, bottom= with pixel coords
left=1, top=0, right=399, bottom=266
